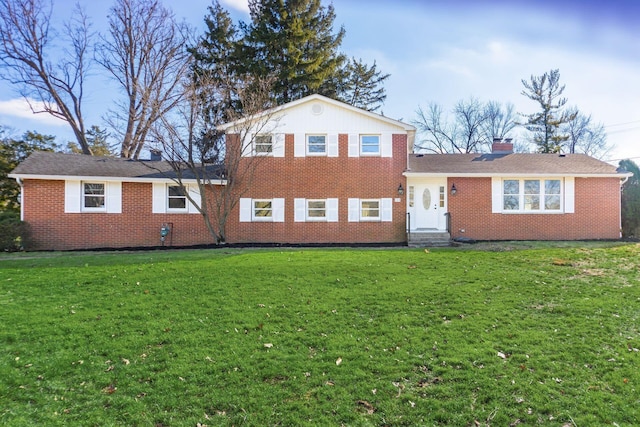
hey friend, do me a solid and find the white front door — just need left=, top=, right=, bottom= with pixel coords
left=408, top=180, right=447, bottom=231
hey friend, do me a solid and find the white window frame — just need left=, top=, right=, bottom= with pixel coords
left=252, top=199, right=273, bottom=221
left=306, top=199, right=327, bottom=221
left=254, top=134, right=273, bottom=155
left=360, top=199, right=381, bottom=221
left=167, top=184, right=188, bottom=212
left=306, top=134, right=327, bottom=156
left=360, top=134, right=380, bottom=156
left=500, top=178, right=564, bottom=213
left=82, top=182, right=106, bottom=211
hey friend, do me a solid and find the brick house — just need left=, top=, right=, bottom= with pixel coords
left=9, top=94, right=629, bottom=250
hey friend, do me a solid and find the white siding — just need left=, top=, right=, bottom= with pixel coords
left=64, top=180, right=81, bottom=213
left=564, top=177, right=575, bottom=213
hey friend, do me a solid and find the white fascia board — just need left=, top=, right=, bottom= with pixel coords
left=403, top=172, right=626, bottom=179
left=8, top=173, right=227, bottom=185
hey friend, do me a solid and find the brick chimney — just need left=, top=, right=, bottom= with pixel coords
left=492, top=137, right=513, bottom=154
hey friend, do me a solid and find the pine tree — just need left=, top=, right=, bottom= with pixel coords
left=339, top=58, right=389, bottom=112
left=521, top=69, right=576, bottom=153
left=68, top=126, right=113, bottom=156
left=242, top=0, right=347, bottom=104
left=620, top=159, right=640, bottom=237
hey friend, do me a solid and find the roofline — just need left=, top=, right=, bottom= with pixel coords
left=217, top=93, right=416, bottom=133
left=403, top=172, right=631, bottom=179
left=8, top=173, right=227, bottom=185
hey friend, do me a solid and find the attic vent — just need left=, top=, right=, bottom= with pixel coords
left=311, top=103, right=324, bottom=115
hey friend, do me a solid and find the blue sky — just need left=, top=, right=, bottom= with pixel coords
left=1, top=0, right=639, bottom=163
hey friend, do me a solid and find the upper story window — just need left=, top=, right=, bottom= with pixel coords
left=307, top=135, right=327, bottom=155
left=503, top=179, right=562, bottom=212
left=254, top=134, right=273, bottom=155
left=168, top=185, right=187, bottom=210
left=83, top=182, right=105, bottom=210
left=360, top=135, right=380, bottom=155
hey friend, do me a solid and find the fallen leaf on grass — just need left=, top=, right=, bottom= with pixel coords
left=336, top=357, right=342, bottom=365
left=356, top=400, right=376, bottom=414
left=407, top=265, right=417, bottom=269
left=102, top=384, right=117, bottom=394
left=122, top=358, right=130, bottom=365
left=497, top=352, right=507, bottom=359
left=263, top=343, right=273, bottom=349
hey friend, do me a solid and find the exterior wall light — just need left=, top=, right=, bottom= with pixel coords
left=397, top=184, right=404, bottom=195
left=450, top=183, right=457, bottom=195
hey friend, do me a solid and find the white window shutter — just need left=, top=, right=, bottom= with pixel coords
left=381, top=133, right=393, bottom=158
left=241, top=133, right=254, bottom=157
left=273, top=133, right=285, bottom=157
left=152, top=182, right=167, bottom=214
left=273, top=198, right=285, bottom=222
left=348, top=198, right=360, bottom=222
left=106, top=181, right=122, bottom=213
left=381, top=198, right=393, bottom=221
left=239, top=198, right=252, bottom=222
left=294, top=198, right=306, bottom=222
left=188, top=184, right=201, bottom=214
left=326, top=198, right=339, bottom=222
left=491, top=177, right=502, bottom=213
left=294, top=133, right=305, bottom=157
left=348, top=134, right=359, bottom=157
left=64, top=180, right=81, bottom=213
left=328, top=134, right=339, bottom=157
left=564, top=177, right=575, bottom=213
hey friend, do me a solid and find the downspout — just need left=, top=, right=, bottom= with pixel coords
left=16, top=177, right=24, bottom=221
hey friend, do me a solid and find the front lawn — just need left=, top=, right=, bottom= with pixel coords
left=1, top=244, right=639, bottom=426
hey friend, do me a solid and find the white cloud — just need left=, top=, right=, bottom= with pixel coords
left=220, top=0, right=249, bottom=13
left=0, top=98, right=68, bottom=127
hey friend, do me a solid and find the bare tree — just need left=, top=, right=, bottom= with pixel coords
left=0, top=0, right=93, bottom=154
left=563, top=106, right=611, bottom=159
left=149, top=69, right=276, bottom=244
left=97, top=0, right=191, bottom=159
left=414, top=98, right=517, bottom=153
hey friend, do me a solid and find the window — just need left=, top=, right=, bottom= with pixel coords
left=360, top=199, right=380, bottom=220
left=439, top=186, right=445, bottom=208
left=253, top=200, right=273, bottom=220
left=360, top=135, right=380, bottom=155
left=168, top=185, right=187, bottom=210
left=307, top=135, right=326, bottom=155
left=408, top=186, right=415, bottom=207
left=307, top=200, right=326, bottom=220
left=254, top=134, right=273, bottom=155
left=503, top=179, right=562, bottom=212
left=83, top=183, right=105, bottom=210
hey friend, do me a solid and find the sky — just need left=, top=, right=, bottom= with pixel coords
left=1, top=0, right=639, bottom=164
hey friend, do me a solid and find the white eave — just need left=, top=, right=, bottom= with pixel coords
left=403, top=171, right=631, bottom=179
left=7, top=173, right=227, bottom=186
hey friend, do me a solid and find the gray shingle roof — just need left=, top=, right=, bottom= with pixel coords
left=407, top=153, right=621, bottom=175
left=10, top=151, right=224, bottom=181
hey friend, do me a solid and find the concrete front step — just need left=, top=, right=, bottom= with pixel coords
left=407, top=231, right=451, bottom=247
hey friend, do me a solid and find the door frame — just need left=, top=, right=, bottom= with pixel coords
left=406, top=177, right=448, bottom=231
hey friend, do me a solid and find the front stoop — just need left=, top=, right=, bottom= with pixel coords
left=407, top=231, right=451, bottom=247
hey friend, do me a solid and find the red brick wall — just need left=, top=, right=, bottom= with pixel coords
left=22, top=181, right=213, bottom=250
left=448, top=177, right=622, bottom=240
left=225, top=133, right=407, bottom=244
left=20, top=133, right=408, bottom=250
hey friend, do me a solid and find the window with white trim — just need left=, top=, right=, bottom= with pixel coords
left=83, top=182, right=105, bottom=210
left=503, top=179, right=562, bottom=212
left=307, top=199, right=326, bottom=220
left=307, top=135, right=326, bottom=155
left=360, top=135, right=380, bottom=155
left=253, top=199, right=273, bottom=220
left=254, top=134, right=273, bottom=155
left=167, top=185, right=187, bottom=210
left=360, top=199, right=380, bottom=220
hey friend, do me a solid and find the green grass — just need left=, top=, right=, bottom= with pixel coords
left=1, top=244, right=639, bottom=426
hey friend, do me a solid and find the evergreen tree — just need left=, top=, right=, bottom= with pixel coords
left=67, top=126, right=113, bottom=156
left=339, top=58, right=389, bottom=112
left=620, top=159, right=640, bottom=238
left=242, top=0, right=347, bottom=104
left=521, top=69, right=576, bottom=153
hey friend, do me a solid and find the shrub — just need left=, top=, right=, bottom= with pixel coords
left=0, top=211, right=30, bottom=251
